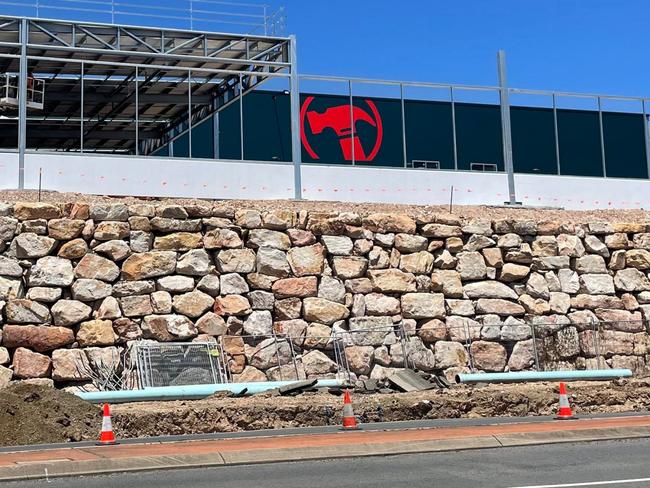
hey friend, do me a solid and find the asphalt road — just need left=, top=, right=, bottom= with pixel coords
left=5, top=438, right=650, bottom=488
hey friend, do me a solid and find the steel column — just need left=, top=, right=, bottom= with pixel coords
left=288, top=35, right=303, bottom=200
left=598, top=96, right=606, bottom=177
left=400, top=83, right=407, bottom=167
left=238, top=73, right=244, bottom=160
left=348, top=79, right=355, bottom=165
left=80, top=62, right=84, bottom=153
left=552, top=93, right=560, bottom=175
left=497, top=50, right=517, bottom=205
left=450, top=86, right=458, bottom=170
left=188, top=68, right=192, bottom=159
left=135, top=65, right=139, bottom=156
left=18, top=18, right=28, bottom=189
left=641, top=99, right=650, bottom=178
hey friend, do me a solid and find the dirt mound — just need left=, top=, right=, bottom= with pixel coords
left=0, top=384, right=100, bottom=446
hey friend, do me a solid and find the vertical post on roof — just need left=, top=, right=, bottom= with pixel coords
left=497, top=49, right=517, bottom=205
left=135, top=65, right=139, bottom=156
left=80, top=61, right=84, bottom=153
left=18, top=18, right=28, bottom=190
left=288, top=35, right=303, bottom=200
left=642, top=99, right=650, bottom=179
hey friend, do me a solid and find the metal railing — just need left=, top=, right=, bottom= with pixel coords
left=0, top=0, right=284, bottom=35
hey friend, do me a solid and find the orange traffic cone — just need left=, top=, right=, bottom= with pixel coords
left=340, top=390, right=361, bottom=431
left=97, top=403, right=118, bottom=445
left=555, top=382, right=576, bottom=420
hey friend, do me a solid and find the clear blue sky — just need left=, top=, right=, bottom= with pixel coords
left=284, top=0, right=648, bottom=97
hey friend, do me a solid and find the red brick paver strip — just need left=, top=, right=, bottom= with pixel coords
left=1, top=415, right=649, bottom=467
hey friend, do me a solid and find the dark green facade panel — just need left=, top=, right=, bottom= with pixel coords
left=404, top=100, right=455, bottom=169
left=511, top=106, right=557, bottom=175
left=557, top=109, right=603, bottom=177
left=454, top=103, right=504, bottom=171
left=152, top=90, right=649, bottom=182
left=603, top=112, right=648, bottom=179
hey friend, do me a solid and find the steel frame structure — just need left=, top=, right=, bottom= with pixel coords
left=0, top=15, right=303, bottom=198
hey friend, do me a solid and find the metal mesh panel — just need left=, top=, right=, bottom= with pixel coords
left=134, top=342, right=230, bottom=388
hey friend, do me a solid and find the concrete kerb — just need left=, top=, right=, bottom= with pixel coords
left=2, top=425, right=650, bottom=482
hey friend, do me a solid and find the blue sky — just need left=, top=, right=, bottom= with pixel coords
left=8, top=0, right=647, bottom=99
left=284, top=0, right=648, bottom=98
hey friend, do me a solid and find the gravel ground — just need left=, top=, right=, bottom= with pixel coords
left=1, top=189, right=649, bottom=223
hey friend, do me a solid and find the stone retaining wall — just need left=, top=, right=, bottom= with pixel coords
left=0, top=201, right=649, bottom=389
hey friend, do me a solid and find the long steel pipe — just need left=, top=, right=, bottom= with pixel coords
left=456, top=369, right=632, bottom=384
left=76, top=379, right=344, bottom=404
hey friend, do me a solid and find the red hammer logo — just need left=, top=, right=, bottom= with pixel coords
left=301, top=97, right=383, bottom=162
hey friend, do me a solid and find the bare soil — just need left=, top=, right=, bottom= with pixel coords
left=1, top=379, right=649, bottom=447
left=1, top=189, right=649, bottom=223
left=0, top=383, right=100, bottom=446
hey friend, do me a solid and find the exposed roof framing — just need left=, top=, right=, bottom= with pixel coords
left=0, top=16, right=291, bottom=153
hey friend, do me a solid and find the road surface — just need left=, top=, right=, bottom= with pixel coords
left=5, top=438, right=650, bottom=488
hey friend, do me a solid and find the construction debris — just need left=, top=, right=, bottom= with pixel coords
left=387, top=369, right=438, bottom=392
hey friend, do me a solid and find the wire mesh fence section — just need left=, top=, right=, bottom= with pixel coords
left=134, top=341, right=230, bottom=388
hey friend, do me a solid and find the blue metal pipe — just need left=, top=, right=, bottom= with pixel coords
left=76, top=379, right=344, bottom=404
left=456, top=369, right=632, bottom=384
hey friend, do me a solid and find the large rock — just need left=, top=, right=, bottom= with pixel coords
left=463, top=281, right=517, bottom=300
left=318, top=276, right=346, bottom=304
left=214, top=295, right=251, bottom=316
left=122, top=251, right=177, bottom=280
left=58, top=238, right=89, bottom=259
left=349, top=316, right=395, bottom=346
left=216, top=249, right=256, bottom=274
left=476, top=299, right=525, bottom=316
left=176, top=249, right=212, bottom=276
left=575, top=255, right=607, bottom=274
left=14, top=202, right=61, bottom=220
left=0, top=256, right=23, bottom=278
left=399, top=251, right=434, bottom=275
left=363, top=213, right=416, bottom=234
left=303, top=297, right=349, bottom=325
left=368, top=269, right=416, bottom=293
left=365, top=293, right=400, bottom=316
left=456, top=252, right=487, bottom=280
left=94, top=240, right=131, bottom=261
left=579, top=274, right=615, bottom=295
left=287, top=244, right=325, bottom=276
left=26, top=287, right=61, bottom=303
left=247, top=229, right=291, bottom=250
left=89, top=204, right=129, bottom=221
left=302, top=350, right=337, bottom=376
left=120, top=295, right=153, bottom=317
left=2, top=325, right=74, bottom=352
left=5, top=299, right=50, bottom=324
left=394, top=233, right=428, bottom=253
left=321, top=236, right=353, bottom=256
left=77, top=320, right=116, bottom=346
left=94, top=221, right=130, bottom=241
left=418, top=318, right=447, bottom=343
left=431, top=270, right=463, bottom=298
left=249, top=338, right=291, bottom=370
left=344, top=346, right=375, bottom=375
left=557, top=234, right=585, bottom=257
left=196, top=312, right=227, bottom=336
left=51, top=299, right=92, bottom=326
left=508, top=339, right=535, bottom=371
left=401, top=293, right=445, bottom=319
left=422, top=223, right=462, bottom=238
left=220, top=273, right=249, bottom=295
left=626, top=249, right=650, bottom=270
left=153, top=232, right=202, bottom=251
left=331, top=257, right=368, bottom=279
left=15, top=233, right=56, bottom=258
left=470, top=341, right=507, bottom=371
left=500, top=263, right=530, bottom=282
left=12, top=347, right=52, bottom=379
left=272, top=276, right=318, bottom=298
left=434, top=341, right=468, bottom=369
left=157, top=275, right=195, bottom=293
left=558, top=269, right=580, bottom=294
left=172, top=290, right=214, bottom=318
left=97, top=296, right=122, bottom=319
left=243, top=310, right=273, bottom=336
left=142, top=314, right=197, bottom=341
left=0, top=277, right=22, bottom=301
left=203, top=229, right=243, bottom=249
left=614, top=268, right=650, bottom=292
left=52, top=349, right=91, bottom=381
left=71, top=279, right=112, bottom=301
left=256, top=247, right=290, bottom=277
left=75, top=254, right=120, bottom=282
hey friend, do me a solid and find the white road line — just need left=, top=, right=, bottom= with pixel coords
left=508, top=477, right=650, bottom=487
